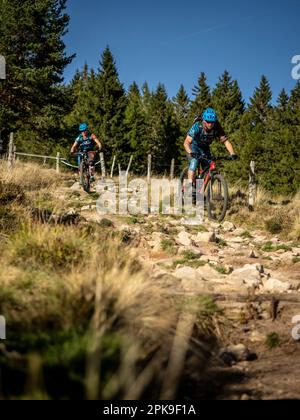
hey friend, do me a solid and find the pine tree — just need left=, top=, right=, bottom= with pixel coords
left=94, top=47, right=127, bottom=166
left=289, top=81, right=300, bottom=125
left=212, top=70, right=245, bottom=132
left=173, top=85, right=190, bottom=165
left=64, top=63, right=107, bottom=158
left=190, top=72, right=211, bottom=120
left=277, top=89, right=289, bottom=110
left=173, top=85, right=190, bottom=130
left=147, top=84, right=179, bottom=171
left=141, top=82, right=151, bottom=115
left=0, top=0, right=74, bottom=152
left=248, top=75, right=272, bottom=125
left=124, top=82, right=148, bottom=172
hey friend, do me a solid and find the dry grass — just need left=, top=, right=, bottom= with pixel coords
left=228, top=184, right=300, bottom=241
left=0, top=162, right=241, bottom=399
left=0, top=165, right=187, bottom=399
left=0, top=218, right=181, bottom=399
left=0, top=161, right=71, bottom=191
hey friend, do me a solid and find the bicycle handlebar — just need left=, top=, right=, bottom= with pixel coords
left=71, top=151, right=99, bottom=157
left=191, top=154, right=234, bottom=162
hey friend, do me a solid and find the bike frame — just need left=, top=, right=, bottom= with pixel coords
left=78, top=152, right=93, bottom=175
left=195, top=161, right=218, bottom=195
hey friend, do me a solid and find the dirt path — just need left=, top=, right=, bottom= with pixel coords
left=63, top=183, right=300, bottom=399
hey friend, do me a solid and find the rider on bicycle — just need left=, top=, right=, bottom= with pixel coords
left=184, top=108, right=238, bottom=182
left=70, top=123, right=102, bottom=181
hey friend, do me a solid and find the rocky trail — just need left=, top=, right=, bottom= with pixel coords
left=62, top=182, right=300, bottom=400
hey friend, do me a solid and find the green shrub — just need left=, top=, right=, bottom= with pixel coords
left=8, top=225, right=87, bottom=271
left=99, top=218, right=114, bottom=228
left=161, top=239, right=176, bottom=254
left=0, top=181, right=25, bottom=204
left=265, top=218, right=283, bottom=234
left=265, top=332, right=280, bottom=349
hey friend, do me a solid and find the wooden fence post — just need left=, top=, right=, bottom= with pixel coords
left=249, top=160, right=256, bottom=211
left=126, top=155, right=133, bottom=178
left=100, top=152, right=106, bottom=177
left=13, top=144, right=17, bottom=165
left=170, top=159, right=175, bottom=180
left=56, top=152, right=60, bottom=173
left=110, top=155, right=116, bottom=178
left=147, top=154, right=152, bottom=184
left=0, top=130, right=3, bottom=154
left=7, top=133, right=14, bottom=170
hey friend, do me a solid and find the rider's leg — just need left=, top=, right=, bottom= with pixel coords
left=188, top=157, right=199, bottom=182
left=187, top=157, right=200, bottom=204
left=77, top=154, right=82, bottom=183
left=88, top=152, right=96, bottom=181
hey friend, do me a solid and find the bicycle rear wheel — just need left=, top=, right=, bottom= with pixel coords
left=80, top=160, right=91, bottom=193
left=206, top=173, right=228, bottom=222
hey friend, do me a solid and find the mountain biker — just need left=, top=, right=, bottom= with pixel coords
left=184, top=108, right=238, bottom=182
left=70, top=123, right=102, bottom=182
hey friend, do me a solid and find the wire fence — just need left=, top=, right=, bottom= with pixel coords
left=3, top=132, right=299, bottom=206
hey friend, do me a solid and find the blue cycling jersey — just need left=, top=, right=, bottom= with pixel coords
left=75, top=133, right=96, bottom=152
left=187, top=122, right=227, bottom=154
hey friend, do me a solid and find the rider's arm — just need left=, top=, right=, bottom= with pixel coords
left=217, top=123, right=236, bottom=156
left=91, top=134, right=102, bottom=150
left=184, top=123, right=200, bottom=155
left=223, top=139, right=235, bottom=156
left=70, top=141, right=78, bottom=154
left=184, top=136, right=193, bottom=154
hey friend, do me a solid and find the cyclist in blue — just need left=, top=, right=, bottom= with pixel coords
left=70, top=123, right=102, bottom=181
left=184, top=108, right=238, bottom=182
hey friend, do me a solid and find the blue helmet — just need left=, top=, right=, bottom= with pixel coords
left=79, top=123, right=89, bottom=132
left=202, top=108, right=218, bottom=122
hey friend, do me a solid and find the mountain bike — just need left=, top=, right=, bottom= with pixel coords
left=180, top=155, right=233, bottom=222
left=75, top=151, right=94, bottom=193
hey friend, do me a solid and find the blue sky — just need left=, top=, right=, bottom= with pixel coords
left=64, top=0, right=300, bottom=104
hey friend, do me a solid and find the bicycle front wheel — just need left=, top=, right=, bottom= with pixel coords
left=80, top=161, right=91, bottom=193
left=206, top=173, right=228, bottom=222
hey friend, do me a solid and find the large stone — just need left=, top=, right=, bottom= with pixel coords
left=235, top=264, right=263, bottom=273
left=263, top=278, right=291, bottom=293
left=176, top=231, right=192, bottom=247
left=173, top=266, right=199, bottom=280
left=219, top=344, right=254, bottom=365
left=181, top=278, right=209, bottom=293
left=230, top=236, right=245, bottom=244
left=222, top=221, right=236, bottom=232
left=178, top=246, right=203, bottom=257
left=248, top=250, right=259, bottom=259
left=235, top=228, right=246, bottom=236
left=194, top=231, right=217, bottom=243
left=196, top=265, right=225, bottom=280
left=81, top=205, right=92, bottom=211
left=70, top=182, right=80, bottom=190
left=182, top=217, right=205, bottom=226
left=252, top=235, right=268, bottom=243
left=292, top=247, right=300, bottom=256
left=249, top=330, right=266, bottom=343
left=276, top=249, right=286, bottom=255
left=148, top=232, right=164, bottom=251
left=228, top=264, right=262, bottom=288
left=199, top=255, right=221, bottom=265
